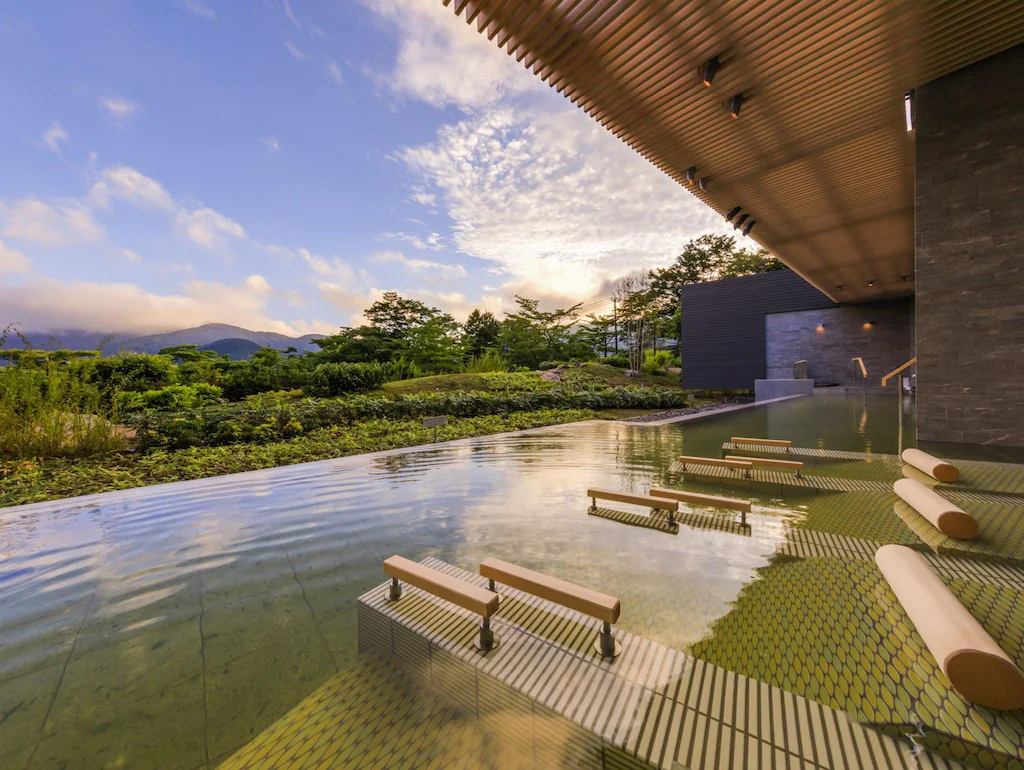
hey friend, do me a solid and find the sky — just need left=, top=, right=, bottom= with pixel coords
left=0, top=0, right=736, bottom=338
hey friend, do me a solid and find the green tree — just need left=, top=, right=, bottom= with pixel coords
left=406, top=314, right=466, bottom=372
left=364, top=292, right=437, bottom=338
left=720, top=247, right=786, bottom=277
left=463, top=309, right=501, bottom=356
left=498, top=296, right=583, bottom=368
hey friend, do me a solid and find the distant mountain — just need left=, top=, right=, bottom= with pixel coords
left=1, top=324, right=326, bottom=356
left=109, top=324, right=325, bottom=355
left=200, top=338, right=263, bottom=360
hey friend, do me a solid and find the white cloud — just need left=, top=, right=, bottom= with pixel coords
left=326, top=59, right=343, bottom=86
left=122, top=248, right=141, bottom=262
left=0, top=275, right=334, bottom=335
left=380, top=231, right=444, bottom=251
left=41, top=122, right=69, bottom=154
left=99, top=96, right=139, bottom=120
left=90, top=165, right=175, bottom=210
left=364, top=0, right=537, bottom=110
left=284, top=39, right=306, bottom=60
left=183, top=0, right=216, bottom=20
left=263, top=137, right=281, bottom=152
left=283, top=0, right=301, bottom=29
left=176, top=207, right=247, bottom=250
left=299, top=249, right=354, bottom=280
left=0, top=198, right=102, bottom=246
left=0, top=239, right=31, bottom=274
left=370, top=250, right=465, bottom=281
left=397, top=104, right=724, bottom=302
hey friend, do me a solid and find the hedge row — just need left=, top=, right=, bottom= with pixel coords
left=134, top=386, right=693, bottom=450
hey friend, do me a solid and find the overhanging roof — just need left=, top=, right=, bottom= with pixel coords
left=444, top=1, right=1024, bottom=302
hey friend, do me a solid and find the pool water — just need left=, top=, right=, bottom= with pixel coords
left=0, top=391, right=1018, bottom=769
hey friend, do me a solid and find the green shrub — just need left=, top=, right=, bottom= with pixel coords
left=642, top=350, right=674, bottom=374
left=116, top=383, right=223, bottom=413
left=603, top=355, right=629, bottom=368
left=305, top=362, right=389, bottom=396
left=91, top=353, right=177, bottom=392
left=462, top=350, right=509, bottom=373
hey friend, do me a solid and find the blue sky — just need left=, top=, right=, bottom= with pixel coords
left=0, top=0, right=730, bottom=337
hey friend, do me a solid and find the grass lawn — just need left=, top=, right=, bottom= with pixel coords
left=381, top=373, right=492, bottom=394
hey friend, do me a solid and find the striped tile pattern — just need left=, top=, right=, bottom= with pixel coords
left=588, top=506, right=680, bottom=535
left=669, top=462, right=892, bottom=493
left=356, top=558, right=937, bottom=770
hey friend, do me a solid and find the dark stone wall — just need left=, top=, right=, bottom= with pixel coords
left=680, top=270, right=834, bottom=390
left=915, top=45, right=1024, bottom=446
left=765, top=299, right=914, bottom=389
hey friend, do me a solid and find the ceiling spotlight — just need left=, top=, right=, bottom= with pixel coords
left=725, top=206, right=741, bottom=222
left=741, top=219, right=756, bottom=236
left=701, top=56, right=720, bottom=87
left=867, top=280, right=875, bottom=287
left=685, top=166, right=697, bottom=185
left=836, top=285, right=844, bottom=291
left=698, top=177, right=709, bottom=191
left=729, top=94, right=745, bottom=119
left=733, top=213, right=749, bottom=230
left=901, top=275, right=911, bottom=282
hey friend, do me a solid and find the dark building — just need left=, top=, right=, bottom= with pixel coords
left=681, top=271, right=915, bottom=392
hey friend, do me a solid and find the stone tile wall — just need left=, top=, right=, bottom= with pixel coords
left=915, top=45, right=1024, bottom=446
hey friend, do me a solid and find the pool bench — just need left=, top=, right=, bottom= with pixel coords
left=678, top=455, right=753, bottom=477
left=649, top=487, right=752, bottom=526
left=586, top=488, right=678, bottom=517
left=893, top=478, right=979, bottom=540
left=731, top=436, right=791, bottom=449
left=876, top=545, right=1024, bottom=710
left=901, top=448, right=959, bottom=483
left=480, top=557, right=622, bottom=658
left=725, top=454, right=804, bottom=477
left=384, top=555, right=501, bottom=651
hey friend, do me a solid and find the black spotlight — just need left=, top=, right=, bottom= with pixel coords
left=701, top=56, right=720, bottom=87
left=733, top=214, right=749, bottom=230
left=867, top=280, right=875, bottom=287
left=741, top=219, right=756, bottom=236
left=698, top=177, right=709, bottom=191
left=725, top=206, right=741, bottom=222
left=685, top=166, right=697, bottom=186
left=729, top=94, right=745, bottom=119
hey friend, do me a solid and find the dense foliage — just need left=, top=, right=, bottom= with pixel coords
left=305, top=362, right=389, bottom=396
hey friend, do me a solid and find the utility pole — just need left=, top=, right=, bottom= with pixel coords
left=612, top=298, right=618, bottom=353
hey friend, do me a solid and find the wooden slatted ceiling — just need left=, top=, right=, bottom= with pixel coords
left=444, top=0, right=1024, bottom=302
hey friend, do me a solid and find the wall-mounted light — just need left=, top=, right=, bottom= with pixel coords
left=816, top=323, right=826, bottom=333
left=701, top=56, right=720, bottom=87
left=741, top=219, right=755, bottom=236
left=698, top=177, right=709, bottom=191
left=725, top=206, right=741, bottom=222
left=685, top=166, right=697, bottom=186
left=733, top=213, right=749, bottom=230
left=729, top=94, right=745, bottom=119
left=862, top=321, right=874, bottom=330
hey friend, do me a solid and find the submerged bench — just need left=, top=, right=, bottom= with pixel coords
left=384, top=555, right=501, bottom=651
left=731, top=436, right=791, bottom=448
left=902, top=448, right=959, bottom=483
left=726, top=454, right=804, bottom=477
left=649, top=487, right=752, bottom=526
left=876, top=545, right=1024, bottom=710
left=480, top=557, right=622, bottom=658
left=677, top=455, right=752, bottom=476
left=586, top=488, right=678, bottom=517
left=893, top=478, right=979, bottom=540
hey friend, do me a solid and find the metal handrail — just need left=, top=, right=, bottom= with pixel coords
left=882, top=357, right=916, bottom=387
left=851, top=357, right=867, bottom=378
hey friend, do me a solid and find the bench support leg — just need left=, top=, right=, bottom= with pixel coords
left=589, top=496, right=596, bottom=512
left=595, top=621, right=621, bottom=659
left=386, top=577, right=402, bottom=602
left=474, top=616, right=500, bottom=652
left=487, top=577, right=504, bottom=604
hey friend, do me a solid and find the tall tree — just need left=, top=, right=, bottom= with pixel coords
left=364, top=292, right=437, bottom=338
left=463, top=309, right=501, bottom=356
left=719, top=247, right=786, bottom=277
left=498, top=296, right=584, bottom=368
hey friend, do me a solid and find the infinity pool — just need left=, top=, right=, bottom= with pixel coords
left=0, top=392, right=978, bottom=769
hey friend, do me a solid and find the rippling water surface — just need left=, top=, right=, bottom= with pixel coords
left=0, top=393, right=909, bottom=769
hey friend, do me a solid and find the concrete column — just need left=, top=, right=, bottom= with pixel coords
left=915, top=45, right=1024, bottom=447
